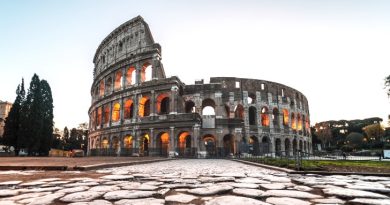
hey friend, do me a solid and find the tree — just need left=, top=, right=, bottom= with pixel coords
left=39, top=80, right=54, bottom=155
left=314, top=122, right=333, bottom=148
left=385, top=75, right=390, bottom=97
left=63, top=126, right=70, bottom=150
left=346, top=132, right=365, bottom=149
left=3, top=79, right=25, bottom=155
left=363, top=123, right=385, bottom=149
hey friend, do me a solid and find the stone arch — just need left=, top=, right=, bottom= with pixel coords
left=103, top=104, right=110, bottom=124
left=260, top=136, right=271, bottom=154
left=249, top=136, right=260, bottom=155
left=248, top=92, right=256, bottom=104
left=157, top=132, right=169, bottom=157
left=291, top=113, right=296, bottom=130
left=293, top=137, right=298, bottom=155
left=101, top=137, right=109, bottom=149
left=223, top=134, right=235, bottom=156
left=283, top=109, right=289, bottom=126
left=124, top=99, right=134, bottom=119
left=139, top=133, right=150, bottom=156
left=185, top=101, right=195, bottom=113
left=299, top=139, right=303, bottom=152
left=249, top=106, right=257, bottom=125
left=261, top=107, right=270, bottom=127
left=141, top=62, right=152, bottom=82
left=234, top=104, right=244, bottom=119
left=112, top=136, right=120, bottom=154
left=99, top=80, right=104, bottom=97
left=123, top=135, right=133, bottom=148
left=105, top=76, right=112, bottom=95
left=304, top=141, right=307, bottom=153
left=272, top=108, right=279, bottom=127
left=178, top=131, right=191, bottom=156
left=97, top=107, right=102, bottom=126
left=111, top=102, right=121, bottom=122
left=275, top=138, right=282, bottom=156
left=224, top=104, right=230, bottom=118
left=202, top=98, right=216, bottom=115
left=95, top=137, right=101, bottom=149
left=139, top=96, right=150, bottom=117
left=114, top=70, right=123, bottom=91
left=203, top=134, right=216, bottom=157
left=297, top=114, right=302, bottom=130
left=157, top=93, right=170, bottom=115
left=126, top=66, right=136, bottom=85
left=285, top=138, right=291, bottom=156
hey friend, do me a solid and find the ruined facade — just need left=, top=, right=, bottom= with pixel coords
left=0, top=100, right=13, bottom=137
left=88, top=16, right=312, bottom=157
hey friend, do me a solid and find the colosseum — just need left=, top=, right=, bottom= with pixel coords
left=88, top=16, right=312, bottom=158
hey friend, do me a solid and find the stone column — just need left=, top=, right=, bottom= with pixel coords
left=136, top=62, right=141, bottom=84
left=169, top=127, right=175, bottom=157
left=120, top=98, right=124, bottom=125
left=149, top=128, right=155, bottom=156
left=170, top=86, right=178, bottom=114
left=281, top=137, right=286, bottom=156
left=133, top=93, right=139, bottom=122
left=108, top=102, right=113, bottom=127
left=215, top=92, right=223, bottom=118
left=121, top=67, right=126, bottom=89
left=150, top=90, right=156, bottom=116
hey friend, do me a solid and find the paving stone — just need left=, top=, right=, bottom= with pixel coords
left=260, top=183, right=287, bottom=190
left=104, top=190, right=156, bottom=200
left=121, top=183, right=158, bottom=190
left=0, top=181, right=22, bottom=186
left=188, top=184, right=233, bottom=196
left=175, top=188, right=189, bottom=192
left=349, top=198, right=390, bottom=205
left=235, top=177, right=268, bottom=184
left=89, top=185, right=120, bottom=192
left=18, top=192, right=65, bottom=205
left=114, top=198, right=165, bottom=205
left=37, top=178, right=62, bottom=182
left=322, top=187, right=389, bottom=199
left=69, top=177, right=95, bottom=181
left=20, top=186, right=62, bottom=193
left=63, top=182, right=99, bottom=187
left=60, top=191, right=103, bottom=202
left=205, top=195, right=271, bottom=205
left=346, top=185, right=390, bottom=193
left=198, top=176, right=235, bottom=183
left=165, top=193, right=198, bottom=203
left=160, top=183, right=192, bottom=189
left=266, top=197, right=311, bottom=205
left=19, top=181, right=46, bottom=187
left=133, top=173, right=151, bottom=178
left=0, top=189, right=20, bottom=197
left=213, top=173, right=247, bottom=178
left=311, top=197, right=346, bottom=204
left=3, top=192, right=52, bottom=201
left=219, top=182, right=259, bottom=189
left=47, top=180, right=71, bottom=185
left=56, top=186, right=90, bottom=194
left=263, top=190, right=322, bottom=199
left=263, top=176, right=291, bottom=183
left=293, top=185, right=313, bottom=192
left=100, top=175, right=134, bottom=180
left=143, top=181, right=164, bottom=186
left=156, top=188, right=170, bottom=196
left=233, top=188, right=265, bottom=198
left=69, top=200, right=113, bottom=205
left=0, top=201, right=19, bottom=205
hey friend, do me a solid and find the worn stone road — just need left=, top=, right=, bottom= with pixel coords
left=0, top=159, right=390, bottom=204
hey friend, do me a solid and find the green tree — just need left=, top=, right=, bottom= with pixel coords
left=346, top=132, right=365, bottom=150
left=63, top=126, right=70, bottom=150
left=39, top=80, right=54, bottom=155
left=364, top=123, right=385, bottom=149
left=314, top=123, right=333, bottom=148
left=3, top=79, right=25, bottom=155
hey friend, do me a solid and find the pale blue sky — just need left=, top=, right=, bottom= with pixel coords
left=1, top=0, right=390, bottom=129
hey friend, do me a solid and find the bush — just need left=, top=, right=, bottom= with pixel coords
left=341, top=145, right=353, bottom=152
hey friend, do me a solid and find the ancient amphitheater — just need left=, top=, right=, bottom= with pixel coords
left=88, top=16, right=312, bottom=157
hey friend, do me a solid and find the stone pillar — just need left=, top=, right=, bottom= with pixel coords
left=281, top=137, right=286, bottom=156
left=149, top=128, right=155, bottom=156
left=169, top=127, right=175, bottom=157
left=152, top=54, right=160, bottom=80
left=193, top=124, right=200, bottom=157
left=150, top=90, right=156, bottom=116
left=136, top=62, right=141, bottom=84
left=215, top=92, right=223, bottom=118
left=120, top=98, right=124, bottom=124
left=133, top=93, right=139, bottom=122
left=121, top=67, right=126, bottom=89
left=108, top=102, right=113, bottom=127
left=229, top=92, right=235, bottom=118
left=170, top=86, right=178, bottom=114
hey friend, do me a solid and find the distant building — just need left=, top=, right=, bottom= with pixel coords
left=0, top=100, right=13, bottom=137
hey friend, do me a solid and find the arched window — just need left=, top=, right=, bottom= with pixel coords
left=202, top=99, right=216, bottom=115
left=157, top=93, right=169, bottom=114
left=114, top=70, right=123, bottom=90
left=124, top=99, right=133, bottom=119
left=261, top=107, right=269, bottom=126
left=139, top=97, right=150, bottom=117
left=272, top=108, right=279, bottom=127
left=234, top=104, right=244, bottom=119
left=297, top=114, right=302, bottom=130
left=291, top=113, right=296, bottom=130
left=111, top=102, right=120, bottom=122
left=99, top=80, right=104, bottom=97
left=90, top=110, right=96, bottom=128
left=126, top=67, right=136, bottom=85
left=249, top=106, right=257, bottom=125
left=105, top=77, right=112, bottom=95
left=283, top=109, right=289, bottom=126
left=248, top=93, right=256, bottom=104
left=141, top=63, right=152, bottom=82
left=102, top=137, right=109, bottom=149
left=97, top=107, right=102, bottom=126
left=124, top=135, right=133, bottom=148
left=104, top=105, right=110, bottom=124
left=185, top=101, right=195, bottom=113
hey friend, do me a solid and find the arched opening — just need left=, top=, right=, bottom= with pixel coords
left=234, top=104, right=244, bottom=119
left=261, top=107, right=270, bottom=127
left=157, top=93, right=170, bottom=115
left=304, top=141, right=307, bottom=153
left=272, top=108, right=279, bottom=127
left=95, top=138, right=100, bottom=149
left=99, top=80, right=104, bottom=97
left=248, top=93, right=256, bottom=104
left=97, top=107, right=102, bottom=126
left=293, top=138, right=298, bottom=155
left=126, top=67, right=136, bottom=85
left=202, top=99, right=216, bottom=115
left=249, top=106, right=257, bottom=125
left=224, top=105, right=230, bottom=118
left=283, top=109, right=289, bottom=126
left=111, top=102, right=120, bottom=122
left=139, top=96, right=150, bottom=117
left=249, top=136, right=259, bottom=155
left=291, top=113, right=296, bottom=130
left=101, top=137, right=109, bottom=149
left=261, top=136, right=270, bottom=154
left=123, top=135, right=133, bottom=148
left=275, top=138, right=282, bottom=156
left=302, top=115, right=306, bottom=133
left=203, top=134, right=216, bottom=157
left=285, top=138, right=291, bottom=156
left=223, top=134, right=235, bottom=156
left=185, top=101, right=196, bottom=113
left=114, top=70, right=123, bottom=91
left=178, top=132, right=191, bottom=156
left=103, top=105, right=110, bottom=124
left=297, top=114, right=302, bottom=130
left=299, top=140, right=303, bottom=152
left=157, top=132, right=169, bottom=157
left=124, top=99, right=134, bottom=119
left=139, top=134, right=149, bottom=156
left=112, top=136, right=120, bottom=154
left=305, top=116, right=310, bottom=135
left=141, top=63, right=152, bottom=82
left=105, top=77, right=112, bottom=95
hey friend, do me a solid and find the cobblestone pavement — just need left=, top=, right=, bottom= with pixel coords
left=0, top=159, right=389, bottom=204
